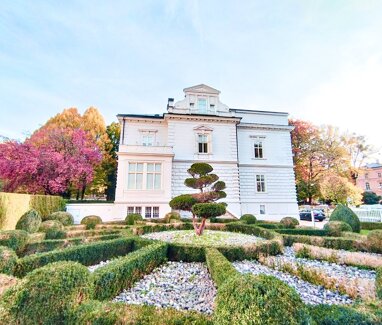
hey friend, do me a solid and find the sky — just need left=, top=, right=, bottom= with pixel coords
left=0, top=0, right=381, bottom=159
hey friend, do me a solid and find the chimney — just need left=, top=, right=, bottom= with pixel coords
left=167, top=98, right=174, bottom=110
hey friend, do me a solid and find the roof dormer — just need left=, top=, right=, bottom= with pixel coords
left=167, top=84, right=232, bottom=117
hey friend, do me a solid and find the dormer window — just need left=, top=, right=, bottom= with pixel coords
left=198, top=98, right=207, bottom=114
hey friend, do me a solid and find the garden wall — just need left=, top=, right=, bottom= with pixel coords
left=0, top=192, right=64, bottom=230
left=66, top=203, right=123, bottom=224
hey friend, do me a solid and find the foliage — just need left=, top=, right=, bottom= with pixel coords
left=324, top=221, right=353, bottom=236
left=282, top=234, right=359, bottom=251
left=192, top=203, right=226, bottom=219
left=240, top=214, right=257, bottom=224
left=125, top=213, right=143, bottom=225
left=0, top=246, right=18, bottom=275
left=15, top=209, right=42, bottom=233
left=367, top=230, right=382, bottom=253
left=276, top=228, right=328, bottom=236
left=1, top=261, right=93, bottom=325
left=280, top=217, right=299, bottom=229
left=205, top=248, right=238, bottom=287
left=81, top=215, right=102, bottom=229
left=0, top=230, right=29, bottom=254
left=330, top=204, right=361, bottom=233
left=256, top=223, right=283, bottom=229
left=39, top=220, right=64, bottom=233
left=209, top=217, right=237, bottom=223
left=29, top=195, right=66, bottom=218
left=361, top=222, right=382, bottom=230
left=214, top=274, right=311, bottom=325
left=46, top=211, right=74, bottom=226
left=92, top=242, right=167, bottom=300
left=377, top=267, right=382, bottom=299
left=362, top=191, right=381, bottom=205
left=164, top=211, right=181, bottom=223
left=104, top=122, right=121, bottom=201
left=308, top=304, right=375, bottom=325
left=15, top=237, right=135, bottom=277
left=169, top=194, right=198, bottom=212
left=45, top=229, right=67, bottom=240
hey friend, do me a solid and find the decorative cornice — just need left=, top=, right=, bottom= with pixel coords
left=173, top=159, right=238, bottom=164
left=238, top=123, right=294, bottom=131
left=164, top=113, right=241, bottom=124
left=239, top=164, right=294, bottom=169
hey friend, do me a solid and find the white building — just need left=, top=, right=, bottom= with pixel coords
left=111, top=84, right=298, bottom=221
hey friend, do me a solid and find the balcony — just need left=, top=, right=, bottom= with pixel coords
left=119, top=144, right=174, bottom=156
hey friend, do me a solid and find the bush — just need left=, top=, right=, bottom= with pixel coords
left=280, top=216, right=299, bottom=229
left=308, top=304, right=375, bottom=325
left=29, top=195, right=66, bottom=219
left=81, top=215, right=102, bottom=229
left=164, top=211, right=181, bottom=223
left=92, top=242, right=168, bottom=300
left=1, top=261, right=93, bottom=324
left=282, top=234, right=359, bottom=251
left=0, top=230, right=29, bottom=254
left=45, top=229, right=67, bottom=240
left=15, top=237, right=135, bottom=277
left=0, top=246, right=18, bottom=275
left=276, top=229, right=328, bottom=236
left=361, top=222, right=382, bottom=230
left=214, top=274, right=311, bottom=325
left=330, top=204, right=361, bottom=233
left=240, top=214, right=257, bottom=224
left=256, top=223, right=283, bottom=229
left=46, top=211, right=74, bottom=226
left=205, top=248, right=238, bottom=288
left=192, top=203, right=226, bottom=219
left=367, top=230, right=382, bottom=253
left=377, top=267, right=382, bottom=299
left=39, top=220, right=64, bottom=232
left=15, top=209, right=42, bottom=233
left=125, top=213, right=143, bottom=225
left=324, top=221, right=353, bottom=237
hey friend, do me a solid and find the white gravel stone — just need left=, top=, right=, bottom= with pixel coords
left=113, top=262, right=216, bottom=314
left=88, top=260, right=112, bottom=272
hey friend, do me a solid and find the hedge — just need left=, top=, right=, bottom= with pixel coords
left=361, top=222, right=382, bottom=230
left=133, top=223, right=194, bottom=235
left=205, top=248, right=238, bottom=288
left=256, top=223, right=283, bottom=229
left=65, top=228, right=121, bottom=238
left=92, top=242, right=168, bottom=300
left=15, top=237, right=136, bottom=277
left=0, top=246, right=18, bottom=275
left=29, top=195, right=65, bottom=219
left=377, top=267, right=382, bottom=300
left=71, top=300, right=212, bottom=324
left=225, top=222, right=279, bottom=240
left=0, top=230, right=29, bottom=254
left=21, top=233, right=122, bottom=256
left=1, top=261, right=93, bottom=324
left=275, top=229, right=329, bottom=236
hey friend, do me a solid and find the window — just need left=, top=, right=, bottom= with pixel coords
left=198, top=134, right=209, bottom=153
left=127, top=206, right=142, bottom=215
left=145, top=207, right=152, bottom=218
left=378, top=173, right=381, bottom=178
left=198, top=98, right=207, bottom=114
left=366, top=182, right=371, bottom=190
left=365, top=173, right=369, bottom=179
left=254, top=141, right=263, bottom=158
left=153, top=207, right=159, bottom=218
left=260, top=205, right=266, bottom=215
left=379, top=182, right=382, bottom=189
left=142, top=134, right=154, bottom=146
left=127, top=207, right=134, bottom=215
left=144, top=206, right=159, bottom=218
left=256, top=175, right=266, bottom=192
left=128, top=163, right=143, bottom=189
left=128, top=162, right=162, bottom=190
left=146, top=163, right=161, bottom=189
left=190, top=103, right=194, bottom=108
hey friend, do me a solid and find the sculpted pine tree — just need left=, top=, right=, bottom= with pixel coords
left=169, top=163, right=226, bottom=236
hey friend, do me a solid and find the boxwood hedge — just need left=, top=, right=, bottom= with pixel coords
left=0, top=230, right=29, bottom=254
left=205, top=248, right=238, bottom=288
left=275, top=229, right=329, bottom=236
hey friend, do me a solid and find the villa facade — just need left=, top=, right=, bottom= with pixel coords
left=112, top=84, right=298, bottom=221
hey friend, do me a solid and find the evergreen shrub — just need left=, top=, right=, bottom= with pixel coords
left=125, top=213, right=143, bottom=225
left=0, top=246, right=18, bottom=275
left=164, top=212, right=181, bottom=223
left=81, top=215, right=102, bottom=229
left=367, top=230, right=382, bottom=253
left=240, top=214, right=257, bottom=224
left=324, top=221, right=353, bottom=237
left=15, top=209, right=42, bottom=233
left=205, top=248, right=238, bottom=287
left=39, top=220, right=64, bottom=233
left=329, top=205, right=361, bottom=233
left=46, top=211, right=74, bottom=226
left=280, top=217, right=299, bottom=229
left=0, top=230, right=29, bottom=254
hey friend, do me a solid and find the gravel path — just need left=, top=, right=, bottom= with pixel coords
left=113, top=262, right=216, bottom=314
left=88, top=260, right=112, bottom=272
left=142, top=230, right=264, bottom=246
left=233, top=260, right=353, bottom=305
left=281, top=247, right=376, bottom=280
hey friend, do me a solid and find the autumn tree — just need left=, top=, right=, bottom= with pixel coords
left=169, top=163, right=226, bottom=236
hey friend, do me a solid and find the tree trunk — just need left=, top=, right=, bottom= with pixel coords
left=193, top=217, right=207, bottom=236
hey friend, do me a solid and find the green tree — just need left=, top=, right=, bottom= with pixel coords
left=169, top=163, right=226, bottom=236
left=362, top=191, right=381, bottom=205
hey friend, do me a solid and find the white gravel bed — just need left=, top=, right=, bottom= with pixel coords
left=113, top=261, right=216, bottom=314
left=88, top=260, right=112, bottom=272
left=282, top=247, right=376, bottom=280
left=233, top=260, right=353, bottom=305
left=141, top=230, right=264, bottom=246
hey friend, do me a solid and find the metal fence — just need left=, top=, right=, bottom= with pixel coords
left=352, top=209, right=382, bottom=222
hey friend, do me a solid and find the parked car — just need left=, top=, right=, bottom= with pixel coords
left=299, top=209, right=326, bottom=222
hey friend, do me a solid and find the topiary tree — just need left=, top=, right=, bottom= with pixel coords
left=240, top=214, right=257, bottom=224
left=280, top=217, right=299, bottom=229
left=324, top=221, right=352, bottom=237
left=169, top=163, right=227, bottom=236
left=46, top=211, right=74, bottom=226
left=81, top=215, right=102, bottom=229
left=125, top=213, right=143, bottom=225
left=329, top=204, right=361, bottom=233
left=15, top=209, right=42, bottom=233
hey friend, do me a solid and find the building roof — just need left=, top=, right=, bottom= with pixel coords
left=364, top=162, right=382, bottom=169
left=117, top=113, right=164, bottom=119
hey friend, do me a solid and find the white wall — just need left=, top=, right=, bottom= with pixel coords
left=67, top=203, right=119, bottom=224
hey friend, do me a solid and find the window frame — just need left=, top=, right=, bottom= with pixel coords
left=256, top=174, right=266, bottom=193
left=365, top=182, right=371, bottom=191
left=127, top=162, right=162, bottom=191
left=260, top=204, right=266, bottom=215
left=250, top=135, right=266, bottom=159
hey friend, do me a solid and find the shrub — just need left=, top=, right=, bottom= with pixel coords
left=205, top=248, right=238, bottom=287
left=330, top=204, right=361, bottom=233
left=92, top=242, right=168, bottom=300
left=29, top=195, right=66, bottom=219
left=377, top=267, right=382, bottom=299
left=192, top=203, right=226, bottom=219
left=125, top=213, right=143, bottom=225
left=276, top=229, right=328, bottom=236
left=308, top=304, right=375, bottom=325
left=367, top=230, right=382, bottom=253
left=280, top=216, right=299, bottom=229
left=256, top=223, right=283, bottom=229
left=0, top=246, right=18, bottom=275
left=45, top=229, right=67, bottom=240
left=164, top=211, right=181, bottom=223
left=323, top=221, right=353, bottom=236
left=240, top=214, right=257, bottom=224
left=282, top=234, right=359, bottom=251
left=0, top=230, right=29, bottom=254
left=81, top=215, right=102, bottom=229
left=15, top=209, right=42, bottom=233
left=46, top=211, right=74, bottom=226
left=1, top=261, right=93, bottom=324
left=39, top=220, right=64, bottom=232
left=214, top=274, right=311, bottom=325
left=361, top=222, right=382, bottom=230
left=15, top=237, right=135, bottom=277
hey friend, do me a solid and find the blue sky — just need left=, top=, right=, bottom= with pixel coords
left=1, top=0, right=381, bottom=157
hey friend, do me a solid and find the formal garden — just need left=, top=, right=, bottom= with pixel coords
left=0, top=164, right=381, bottom=324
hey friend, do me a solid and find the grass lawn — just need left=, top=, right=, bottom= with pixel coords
left=361, top=229, right=370, bottom=235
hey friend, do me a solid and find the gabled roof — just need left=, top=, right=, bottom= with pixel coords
left=183, top=84, right=220, bottom=95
